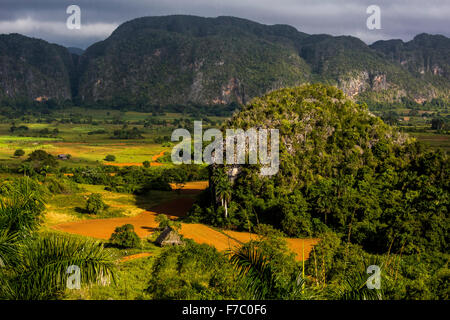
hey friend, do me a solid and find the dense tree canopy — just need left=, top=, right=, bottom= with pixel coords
left=188, top=84, right=448, bottom=299
left=196, top=84, right=448, bottom=254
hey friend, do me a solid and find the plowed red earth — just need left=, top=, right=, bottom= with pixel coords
left=53, top=181, right=318, bottom=261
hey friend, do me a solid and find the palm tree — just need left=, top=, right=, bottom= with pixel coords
left=0, top=229, right=19, bottom=268
left=334, top=272, right=384, bottom=300
left=0, top=177, right=116, bottom=300
left=229, top=243, right=384, bottom=301
left=229, top=244, right=276, bottom=299
left=334, top=258, right=385, bottom=300
left=18, top=163, right=33, bottom=177
left=0, top=177, right=46, bottom=236
left=216, top=182, right=232, bottom=218
left=229, top=243, right=308, bottom=300
left=38, top=164, right=51, bottom=177
left=1, top=234, right=116, bottom=300
left=211, top=167, right=232, bottom=218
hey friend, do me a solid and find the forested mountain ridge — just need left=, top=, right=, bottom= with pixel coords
left=0, top=33, right=76, bottom=102
left=0, top=15, right=449, bottom=108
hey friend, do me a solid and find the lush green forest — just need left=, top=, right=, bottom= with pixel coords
left=188, top=84, right=449, bottom=299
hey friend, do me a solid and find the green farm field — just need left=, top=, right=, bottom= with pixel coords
left=410, top=132, right=450, bottom=152
left=0, top=109, right=227, bottom=167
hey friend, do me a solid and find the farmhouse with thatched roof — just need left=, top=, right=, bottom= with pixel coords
left=155, top=226, right=183, bottom=247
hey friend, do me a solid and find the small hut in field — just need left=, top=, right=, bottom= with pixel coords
left=155, top=226, right=183, bottom=247
left=58, top=154, right=70, bottom=160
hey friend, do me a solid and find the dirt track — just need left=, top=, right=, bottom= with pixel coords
left=120, top=253, right=152, bottom=262
left=52, top=181, right=318, bottom=261
left=103, top=162, right=163, bottom=167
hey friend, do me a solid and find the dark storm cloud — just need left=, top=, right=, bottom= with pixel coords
left=0, top=0, right=448, bottom=48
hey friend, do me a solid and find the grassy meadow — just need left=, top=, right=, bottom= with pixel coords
left=0, top=125, right=169, bottom=167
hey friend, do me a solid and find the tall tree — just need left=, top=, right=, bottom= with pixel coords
left=212, top=168, right=232, bottom=218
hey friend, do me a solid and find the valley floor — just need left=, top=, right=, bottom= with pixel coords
left=51, top=181, right=318, bottom=261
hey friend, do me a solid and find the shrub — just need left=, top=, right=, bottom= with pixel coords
left=14, top=149, right=25, bottom=157
left=27, top=150, right=53, bottom=162
left=104, top=155, right=116, bottom=162
left=138, top=177, right=172, bottom=193
left=142, top=160, right=151, bottom=168
left=155, top=214, right=181, bottom=231
left=155, top=152, right=172, bottom=163
left=109, top=224, right=141, bottom=248
left=85, top=193, right=107, bottom=214
left=25, top=150, right=58, bottom=173
left=43, top=177, right=80, bottom=194
left=146, top=240, right=248, bottom=299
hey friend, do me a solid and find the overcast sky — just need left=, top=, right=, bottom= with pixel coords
left=0, top=0, right=448, bottom=49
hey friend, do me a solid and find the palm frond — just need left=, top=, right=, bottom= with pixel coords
left=0, top=229, right=21, bottom=267
left=336, top=257, right=385, bottom=300
left=3, top=234, right=117, bottom=300
left=229, top=244, right=276, bottom=299
left=0, top=177, right=46, bottom=236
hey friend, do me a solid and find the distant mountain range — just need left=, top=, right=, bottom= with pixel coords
left=0, top=15, right=448, bottom=108
left=67, top=47, right=84, bottom=56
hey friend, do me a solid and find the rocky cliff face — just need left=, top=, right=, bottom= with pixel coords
left=0, top=34, right=75, bottom=101
left=371, top=34, right=450, bottom=80
left=1, top=16, right=449, bottom=107
left=76, top=15, right=311, bottom=106
left=74, top=17, right=450, bottom=106
left=337, top=72, right=389, bottom=98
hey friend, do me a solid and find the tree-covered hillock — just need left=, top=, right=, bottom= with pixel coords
left=192, top=84, right=448, bottom=257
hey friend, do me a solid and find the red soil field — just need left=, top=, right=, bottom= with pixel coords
left=52, top=181, right=318, bottom=261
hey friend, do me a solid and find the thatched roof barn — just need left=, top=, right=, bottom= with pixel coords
left=155, top=226, right=183, bottom=247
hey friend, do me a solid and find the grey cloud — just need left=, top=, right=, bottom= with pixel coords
left=0, top=0, right=448, bottom=48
